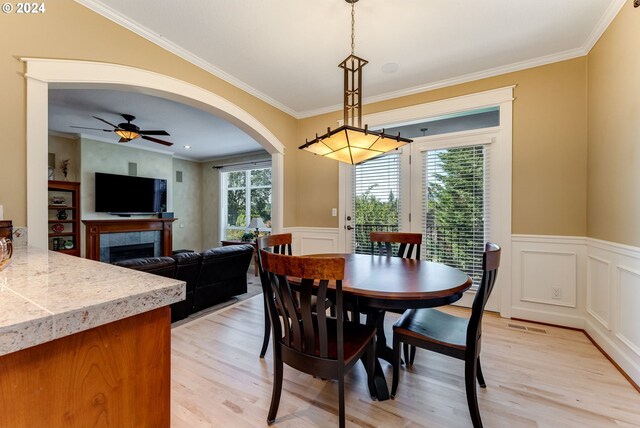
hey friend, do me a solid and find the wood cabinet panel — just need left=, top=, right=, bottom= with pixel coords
left=0, top=307, right=171, bottom=428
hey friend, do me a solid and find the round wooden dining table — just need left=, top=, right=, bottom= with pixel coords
left=307, top=253, right=473, bottom=400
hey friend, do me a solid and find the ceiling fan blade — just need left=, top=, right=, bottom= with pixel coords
left=70, top=126, right=112, bottom=132
left=92, top=116, right=119, bottom=128
left=138, top=130, right=170, bottom=136
left=142, top=135, right=173, bottom=146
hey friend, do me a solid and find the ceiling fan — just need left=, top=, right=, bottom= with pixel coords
left=70, top=114, right=173, bottom=146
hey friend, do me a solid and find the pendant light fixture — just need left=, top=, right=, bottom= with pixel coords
left=299, top=0, right=412, bottom=165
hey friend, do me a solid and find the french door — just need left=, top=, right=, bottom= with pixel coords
left=344, top=128, right=500, bottom=311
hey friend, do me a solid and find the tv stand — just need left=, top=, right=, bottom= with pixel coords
left=82, top=218, right=177, bottom=261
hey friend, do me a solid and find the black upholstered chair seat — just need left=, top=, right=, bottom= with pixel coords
left=394, top=308, right=468, bottom=352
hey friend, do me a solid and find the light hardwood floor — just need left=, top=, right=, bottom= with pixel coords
left=171, top=296, right=640, bottom=427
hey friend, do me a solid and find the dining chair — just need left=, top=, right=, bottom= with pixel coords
left=369, top=231, right=422, bottom=362
left=256, top=233, right=292, bottom=358
left=390, top=242, right=501, bottom=428
left=370, top=231, right=422, bottom=259
left=260, top=251, right=376, bottom=427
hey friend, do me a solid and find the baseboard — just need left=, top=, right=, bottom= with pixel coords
left=509, top=315, right=640, bottom=393
left=511, top=234, right=640, bottom=393
left=510, top=306, right=585, bottom=329
left=584, top=318, right=640, bottom=390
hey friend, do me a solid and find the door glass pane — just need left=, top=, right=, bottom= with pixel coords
left=424, top=145, right=486, bottom=284
left=352, top=154, right=401, bottom=254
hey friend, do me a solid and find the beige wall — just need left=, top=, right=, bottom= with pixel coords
left=587, top=1, right=640, bottom=246
left=79, top=138, right=173, bottom=221
left=48, top=134, right=80, bottom=182
left=9, top=1, right=638, bottom=244
left=0, top=1, right=297, bottom=227
left=172, top=158, right=203, bottom=251
left=79, top=139, right=204, bottom=251
left=296, top=58, right=588, bottom=236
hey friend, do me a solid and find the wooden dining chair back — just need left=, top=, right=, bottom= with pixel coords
left=260, top=251, right=376, bottom=427
left=369, top=231, right=423, bottom=361
left=256, top=233, right=292, bottom=358
left=370, top=231, right=422, bottom=259
left=391, top=242, right=501, bottom=428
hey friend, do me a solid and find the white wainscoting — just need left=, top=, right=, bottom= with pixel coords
left=513, top=235, right=640, bottom=386
left=511, top=235, right=586, bottom=328
left=276, top=230, right=640, bottom=386
left=585, top=238, right=640, bottom=386
left=282, top=227, right=340, bottom=256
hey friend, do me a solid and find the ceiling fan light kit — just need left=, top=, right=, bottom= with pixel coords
left=299, top=0, right=412, bottom=165
left=70, top=113, right=174, bottom=146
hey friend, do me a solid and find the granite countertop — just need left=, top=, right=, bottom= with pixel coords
left=0, top=247, right=185, bottom=356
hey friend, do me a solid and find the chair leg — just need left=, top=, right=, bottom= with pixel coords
left=464, top=357, right=483, bottom=428
left=391, top=333, right=401, bottom=398
left=409, top=345, right=417, bottom=365
left=260, top=296, right=270, bottom=358
left=476, top=356, right=486, bottom=388
left=403, top=343, right=410, bottom=366
left=366, top=342, right=376, bottom=399
left=338, top=377, right=345, bottom=428
left=267, top=349, right=283, bottom=425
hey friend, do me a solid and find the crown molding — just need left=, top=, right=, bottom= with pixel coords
left=75, top=0, right=625, bottom=121
left=200, top=149, right=270, bottom=164
left=73, top=0, right=300, bottom=119
left=297, top=46, right=587, bottom=119
left=583, top=0, right=626, bottom=53
left=48, top=130, right=80, bottom=140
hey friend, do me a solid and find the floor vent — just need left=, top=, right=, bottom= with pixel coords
left=507, top=323, right=548, bottom=334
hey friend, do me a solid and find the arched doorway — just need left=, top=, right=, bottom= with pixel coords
left=24, top=58, right=285, bottom=249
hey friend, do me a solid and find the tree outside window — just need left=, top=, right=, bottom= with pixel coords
left=223, top=168, right=272, bottom=240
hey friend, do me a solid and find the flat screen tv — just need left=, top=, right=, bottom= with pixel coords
left=95, top=172, right=167, bottom=215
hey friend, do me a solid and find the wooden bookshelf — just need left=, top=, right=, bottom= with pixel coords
left=48, top=181, right=81, bottom=257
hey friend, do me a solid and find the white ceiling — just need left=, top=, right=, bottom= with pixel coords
left=77, top=0, right=625, bottom=118
left=53, top=0, right=624, bottom=161
left=48, top=88, right=264, bottom=161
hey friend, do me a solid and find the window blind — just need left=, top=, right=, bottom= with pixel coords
left=422, top=144, right=489, bottom=285
left=352, top=154, right=401, bottom=254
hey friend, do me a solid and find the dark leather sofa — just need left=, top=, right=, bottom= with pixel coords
left=114, top=245, right=253, bottom=322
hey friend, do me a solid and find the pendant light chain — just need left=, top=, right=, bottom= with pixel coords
left=299, top=0, right=413, bottom=165
left=351, top=1, right=355, bottom=55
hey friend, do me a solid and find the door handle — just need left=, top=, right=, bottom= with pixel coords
left=346, top=225, right=353, bottom=230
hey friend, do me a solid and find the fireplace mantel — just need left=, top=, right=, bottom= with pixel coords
left=82, top=218, right=177, bottom=261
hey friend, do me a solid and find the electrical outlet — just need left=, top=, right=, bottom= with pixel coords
left=552, top=287, right=562, bottom=299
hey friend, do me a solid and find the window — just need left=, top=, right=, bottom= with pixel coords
left=222, top=167, right=272, bottom=240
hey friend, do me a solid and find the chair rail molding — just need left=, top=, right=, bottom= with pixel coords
left=512, top=234, right=640, bottom=386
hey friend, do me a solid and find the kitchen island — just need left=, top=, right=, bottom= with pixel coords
left=0, top=248, right=185, bottom=427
